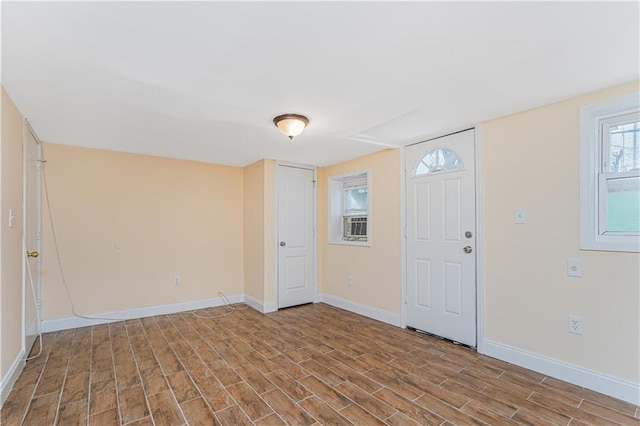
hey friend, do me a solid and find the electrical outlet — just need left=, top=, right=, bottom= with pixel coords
left=567, top=315, right=583, bottom=335
left=514, top=208, right=527, bottom=224
left=347, top=275, right=353, bottom=286
left=173, top=275, right=181, bottom=287
left=567, top=259, right=583, bottom=277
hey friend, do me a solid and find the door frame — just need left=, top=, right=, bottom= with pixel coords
left=274, top=161, right=318, bottom=309
left=22, top=119, right=43, bottom=356
left=400, top=125, right=486, bottom=353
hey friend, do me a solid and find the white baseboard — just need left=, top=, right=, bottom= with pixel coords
left=483, top=339, right=640, bottom=405
left=318, top=294, right=401, bottom=327
left=263, top=301, right=277, bottom=313
left=244, top=295, right=277, bottom=314
left=42, top=293, right=244, bottom=333
left=1, top=350, right=26, bottom=408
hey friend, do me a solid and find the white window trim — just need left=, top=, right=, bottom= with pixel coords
left=579, top=93, right=640, bottom=252
left=328, top=169, right=371, bottom=247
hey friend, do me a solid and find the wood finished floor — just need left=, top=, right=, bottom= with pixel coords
left=1, top=303, right=638, bottom=426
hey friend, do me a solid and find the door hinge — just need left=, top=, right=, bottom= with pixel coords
left=312, top=180, right=316, bottom=188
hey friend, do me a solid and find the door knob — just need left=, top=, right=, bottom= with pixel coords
left=463, top=246, right=472, bottom=254
left=26, top=251, right=39, bottom=258
left=280, top=241, right=286, bottom=247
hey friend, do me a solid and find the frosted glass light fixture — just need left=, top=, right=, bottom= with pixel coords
left=273, top=114, right=309, bottom=140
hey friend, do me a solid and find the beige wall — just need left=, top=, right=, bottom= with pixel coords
left=318, top=149, right=402, bottom=314
left=243, top=160, right=265, bottom=301
left=1, top=88, right=24, bottom=380
left=482, top=80, right=640, bottom=383
left=242, top=159, right=276, bottom=306
left=41, top=144, right=244, bottom=319
left=263, top=160, right=276, bottom=304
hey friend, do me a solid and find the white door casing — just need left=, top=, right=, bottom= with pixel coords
left=23, top=121, right=42, bottom=354
left=405, top=129, right=477, bottom=347
left=277, top=165, right=315, bottom=308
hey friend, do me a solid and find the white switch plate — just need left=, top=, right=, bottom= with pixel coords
left=567, top=259, right=583, bottom=277
left=8, top=208, right=15, bottom=228
left=514, top=208, right=527, bottom=224
left=173, top=275, right=181, bottom=286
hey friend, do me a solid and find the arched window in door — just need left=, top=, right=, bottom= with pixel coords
left=414, top=148, right=463, bottom=176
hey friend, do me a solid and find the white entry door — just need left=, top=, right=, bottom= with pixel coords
left=277, top=165, right=315, bottom=308
left=405, top=129, right=476, bottom=347
left=23, top=121, right=42, bottom=353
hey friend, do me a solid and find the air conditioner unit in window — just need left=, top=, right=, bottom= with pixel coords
left=343, top=215, right=367, bottom=241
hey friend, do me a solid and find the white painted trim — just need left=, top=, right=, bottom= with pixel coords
left=399, top=147, right=407, bottom=328
left=0, top=350, right=26, bottom=408
left=41, top=293, right=244, bottom=332
left=244, top=294, right=277, bottom=314
left=275, top=162, right=318, bottom=309
left=22, top=120, right=43, bottom=367
left=474, top=124, right=486, bottom=354
left=326, top=168, right=372, bottom=247
left=263, top=301, right=277, bottom=313
left=484, top=338, right=640, bottom=405
left=243, top=294, right=264, bottom=312
left=579, top=93, right=640, bottom=253
left=319, top=294, right=401, bottom=327
left=402, top=127, right=482, bottom=348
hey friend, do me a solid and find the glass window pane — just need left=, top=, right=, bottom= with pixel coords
left=345, top=187, right=367, bottom=214
left=414, top=148, right=462, bottom=176
left=609, top=121, right=640, bottom=173
left=606, top=176, right=640, bottom=232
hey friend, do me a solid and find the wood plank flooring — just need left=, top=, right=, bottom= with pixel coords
left=1, top=303, right=638, bottom=425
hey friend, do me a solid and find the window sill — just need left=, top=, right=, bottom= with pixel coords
left=328, top=239, right=371, bottom=247
left=580, top=239, right=639, bottom=253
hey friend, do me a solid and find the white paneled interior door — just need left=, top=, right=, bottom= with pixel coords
left=405, top=129, right=477, bottom=347
left=277, top=165, right=315, bottom=309
left=24, top=122, right=42, bottom=353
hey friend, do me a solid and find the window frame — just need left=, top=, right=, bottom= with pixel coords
left=343, top=182, right=368, bottom=216
left=327, top=170, right=371, bottom=246
left=579, top=93, right=640, bottom=252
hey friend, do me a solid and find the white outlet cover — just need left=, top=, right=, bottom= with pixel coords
left=567, top=259, right=583, bottom=277
left=567, top=315, right=584, bottom=335
left=514, top=208, right=527, bottom=224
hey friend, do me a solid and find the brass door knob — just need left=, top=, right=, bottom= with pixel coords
left=26, top=251, right=39, bottom=258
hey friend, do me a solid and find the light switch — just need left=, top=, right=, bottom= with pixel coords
left=514, top=208, right=527, bottom=224
left=8, top=208, right=15, bottom=228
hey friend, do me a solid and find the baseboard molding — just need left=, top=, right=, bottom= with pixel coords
left=1, top=350, right=26, bottom=408
left=263, top=301, right=277, bottom=314
left=319, top=294, right=401, bottom=327
left=42, top=293, right=244, bottom=333
left=483, top=339, right=640, bottom=405
left=244, top=295, right=277, bottom=314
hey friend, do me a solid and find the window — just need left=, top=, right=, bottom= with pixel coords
left=580, top=94, right=640, bottom=252
left=414, top=148, right=463, bottom=176
left=328, top=171, right=370, bottom=246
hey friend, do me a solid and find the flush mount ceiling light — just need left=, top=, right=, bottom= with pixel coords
left=273, top=114, right=309, bottom=140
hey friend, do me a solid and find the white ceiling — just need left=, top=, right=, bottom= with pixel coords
left=2, top=2, right=639, bottom=167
